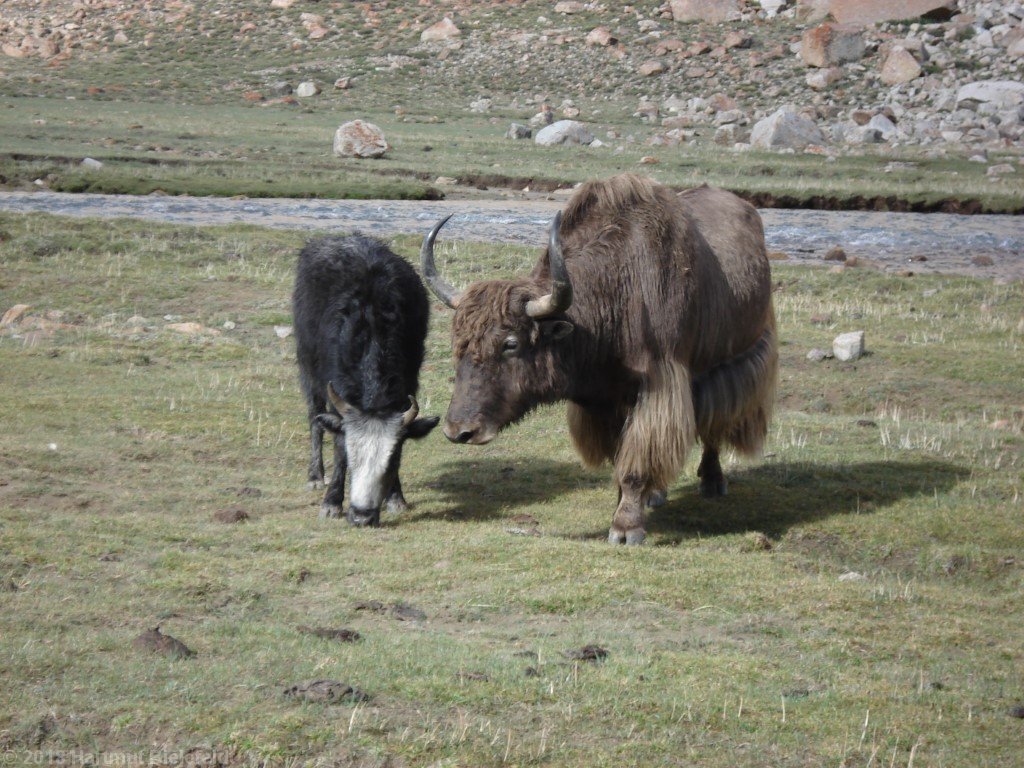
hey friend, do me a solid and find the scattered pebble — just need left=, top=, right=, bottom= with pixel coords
left=213, top=508, right=250, bottom=524
left=297, top=626, right=361, bottom=642
left=274, top=325, right=294, bottom=339
left=807, top=348, right=833, bottom=362
left=564, top=644, right=609, bottom=662
left=838, top=571, right=867, bottom=582
left=283, top=680, right=368, bottom=704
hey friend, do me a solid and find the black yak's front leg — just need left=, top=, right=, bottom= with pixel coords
left=307, top=418, right=325, bottom=490
left=382, top=443, right=408, bottom=515
left=319, top=432, right=347, bottom=519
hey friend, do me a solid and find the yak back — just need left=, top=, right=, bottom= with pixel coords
left=532, top=174, right=772, bottom=378
left=293, top=235, right=429, bottom=413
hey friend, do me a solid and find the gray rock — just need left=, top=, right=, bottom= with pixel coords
left=535, top=120, right=595, bottom=147
left=81, top=157, right=103, bottom=169
left=806, top=348, right=833, bottom=362
left=867, top=113, right=898, bottom=140
left=957, top=81, right=1024, bottom=110
left=833, top=331, right=865, bottom=362
left=750, top=108, right=826, bottom=150
left=506, top=123, right=532, bottom=140
left=295, top=81, right=320, bottom=98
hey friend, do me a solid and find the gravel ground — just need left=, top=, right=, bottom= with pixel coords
left=0, top=190, right=1021, bottom=280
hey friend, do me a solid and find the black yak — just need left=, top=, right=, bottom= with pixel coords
left=294, top=234, right=439, bottom=526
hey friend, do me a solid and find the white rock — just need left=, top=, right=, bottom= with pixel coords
left=295, top=81, right=320, bottom=97
left=333, top=120, right=389, bottom=158
left=750, top=108, right=826, bottom=150
left=867, top=113, right=897, bottom=139
left=535, top=120, right=595, bottom=146
left=274, top=325, right=293, bottom=339
left=838, top=571, right=867, bottom=582
left=833, top=331, right=865, bottom=362
left=81, top=157, right=103, bottom=169
left=957, top=80, right=1024, bottom=109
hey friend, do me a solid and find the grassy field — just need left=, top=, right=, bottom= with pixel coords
left=1, top=212, right=1023, bottom=766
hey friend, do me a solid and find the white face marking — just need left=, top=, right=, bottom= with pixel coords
left=344, top=412, right=403, bottom=511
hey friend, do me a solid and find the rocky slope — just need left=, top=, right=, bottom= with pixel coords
left=1, top=0, right=1021, bottom=160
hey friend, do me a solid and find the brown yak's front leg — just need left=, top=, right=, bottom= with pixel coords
left=609, top=474, right=649, bottom=545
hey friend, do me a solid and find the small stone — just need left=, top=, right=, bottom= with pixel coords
left=638, top=60, right=666, bottom=77
left=133, top=627, right=195, bottom=659
left=833, top=331, right=866, bottom=362
left=295, top=81, right=320, bottom=98
left=1, top=304, right=32, bottom=327
left=333, top=120, right=389, bottom=159
left=806, top=348, right=832, bottom=362
left=1008, top=705, right=1024, bottom=719
left=564, top=644, right=609, bottom=661
left=971, top=255, right=995, bottom=267
left=838, top=571, right=867, bottom=582
left=274, top=325, right=294, bottom=338
left=506, top=123, right=532, bottom=140
left=810, top=313, right=833, bottom=325
left=283, top=680, right=369, bottom=704
left=824, top=246, right=847, bottom=262
left=81, top=157, right=103, bottom=169
left=420, top=17, right=460, bottom=42
left=214, top=508, right=249, bottom=524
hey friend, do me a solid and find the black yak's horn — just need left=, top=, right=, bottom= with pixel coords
left=526, top=211, right=573, bottom=318
left=420, top=214, right=461, bottom=310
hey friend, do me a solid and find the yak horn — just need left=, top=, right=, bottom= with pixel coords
left=420, top=214, right=461, bottom=310
left=402, top=395, right=419, bottom=427
left=526, top=211, right=573, bottom=318
left=326, top=381, right=352, bottom=417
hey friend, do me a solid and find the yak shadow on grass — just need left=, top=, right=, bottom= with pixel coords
left=645, top=459, right=968, bottom=545
left=414, top=456, right=598, bottom=523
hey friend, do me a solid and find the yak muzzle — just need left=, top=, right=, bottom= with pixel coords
left=346, top=506, right=381, bottom=527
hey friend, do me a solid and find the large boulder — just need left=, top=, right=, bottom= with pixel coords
left=750, top=108, right=826, bottom=150
left=801, top=23, right=864, bottom=67
left=956, top=81, right=1024, bottom=110
left=535, top=120, right=595, bottom=146
left=880, top=46, right=922, bottom=85
left=826, top=0, right=953, bottom=25
left=333, top=120, right=389, bottom=158
left=670, top=0, right=741, bottom=23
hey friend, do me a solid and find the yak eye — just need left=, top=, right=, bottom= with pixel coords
left=501, top=336, right=520, bottom=355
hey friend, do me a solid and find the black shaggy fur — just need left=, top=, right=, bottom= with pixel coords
left=293, top=234, right=433, bottom=523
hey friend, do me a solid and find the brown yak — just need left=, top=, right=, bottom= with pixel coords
left=421, top=174, right=777, bottom=544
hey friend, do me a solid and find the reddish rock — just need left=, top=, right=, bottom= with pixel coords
left=638, top=60, right=666, bottom=77
left=724, top=31, right=752, bottom=49
left=420, top=17, right=460, bottom=42
left=801, top=23, right=864, bottom=68
left=586, top=27, right=616, bottom=47
left=333, top=119, right=389, bottom=158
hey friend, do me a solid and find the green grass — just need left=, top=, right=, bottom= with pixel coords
left=1, top=212, right=1022, bottom=766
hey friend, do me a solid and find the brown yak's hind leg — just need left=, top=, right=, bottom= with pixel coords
left=697, top=445, right=728, bottom=498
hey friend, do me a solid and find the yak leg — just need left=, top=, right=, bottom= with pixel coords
left=319, top=432, right=347, bottom=519
left=697, top=445, right=728, bottom=498
left=609, top=474, right=649, bottom=545
left=383, top=443, right=408, bottom=515
left=306, top=397, right=326, bottom=490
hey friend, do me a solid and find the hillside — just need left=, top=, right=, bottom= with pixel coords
left=0, top=0, right=1021, bottom=208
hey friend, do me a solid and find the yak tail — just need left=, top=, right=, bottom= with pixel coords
left=692, top=319, right=778, bottom=457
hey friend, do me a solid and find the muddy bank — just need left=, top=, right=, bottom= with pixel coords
left=0, top=190, right=1020, bottom=280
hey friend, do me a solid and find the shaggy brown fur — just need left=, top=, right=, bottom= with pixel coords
left=433, top=174, right=778, bottom=544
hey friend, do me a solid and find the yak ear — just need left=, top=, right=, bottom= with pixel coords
left=314, top=413, right=345, bottom=434
left=405, top=415, right=440, bottom=440
left=539, top=319, right=574, bottom=342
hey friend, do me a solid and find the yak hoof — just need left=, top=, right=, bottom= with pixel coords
left=646, top=489, right=668, bottom=508
left=384, top=496, right=408, bottom=515
left=319, top=502, right=343, bottom=520
left=608, top=527, right=646, bottom=546
left=699, top=476, right=728, bottom=498
left=308, top=479, right=325, bottom=491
